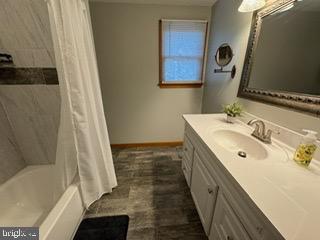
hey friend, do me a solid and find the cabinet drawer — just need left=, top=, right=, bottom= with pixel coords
left=183, top=135, right=194, bottom=169
left=220, top=171, right=284, bottom=240
left=209, top=192, right=251, bottom=240
left=225, top=188, right=283, bottom=240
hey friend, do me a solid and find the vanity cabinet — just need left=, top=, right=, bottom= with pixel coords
left=190, top=151, right=218, bottom=235
left=182, top=159, right=192, bottom=187
left=209, top=191, right=251, bottom=240
left=182, top=123, right=283, bottom=240
left=182, top=134, right=194, bottom=187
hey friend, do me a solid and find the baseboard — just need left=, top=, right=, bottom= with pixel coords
left=110, top=141, right=183, bottom=148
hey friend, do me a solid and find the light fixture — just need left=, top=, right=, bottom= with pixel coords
left=238, top=0, right=266, bottom=13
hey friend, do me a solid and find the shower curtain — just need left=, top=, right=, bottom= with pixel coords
left=46, top=0, right=117, bottom=208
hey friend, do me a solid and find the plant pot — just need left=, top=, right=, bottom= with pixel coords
left=226, top=115, right=236, bottom=123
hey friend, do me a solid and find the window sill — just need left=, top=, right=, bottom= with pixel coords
left=158, top=82, right=203, bottom=89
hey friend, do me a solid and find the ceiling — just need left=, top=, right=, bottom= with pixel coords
left=90, top=0, right=217, bottom=7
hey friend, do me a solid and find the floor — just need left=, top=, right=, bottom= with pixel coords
left=85, top=146, right=207, bottom=240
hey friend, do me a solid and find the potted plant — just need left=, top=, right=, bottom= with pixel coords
left=223, top=102, right=243, bottom=123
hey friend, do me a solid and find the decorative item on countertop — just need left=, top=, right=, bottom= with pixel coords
left=223, top=102, right=243, bottom=123
left=294, top=130, right=318, bottom=167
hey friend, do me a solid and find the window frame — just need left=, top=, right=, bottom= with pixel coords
left=159, top=19, right=208, bottom=89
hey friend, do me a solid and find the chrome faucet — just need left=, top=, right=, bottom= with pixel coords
left=247, top=119, right=276, bottom=144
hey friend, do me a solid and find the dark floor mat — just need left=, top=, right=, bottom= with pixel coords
left=73, top=215, right=129, bottom=240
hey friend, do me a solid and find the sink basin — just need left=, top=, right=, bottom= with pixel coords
left=211, top=129, right=268, bottom=160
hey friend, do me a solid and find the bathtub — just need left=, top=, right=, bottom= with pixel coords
left=0, top=165, right=85, bottom=240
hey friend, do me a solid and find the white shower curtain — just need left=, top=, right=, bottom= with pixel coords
left=46, top=0, right=117, bottom=208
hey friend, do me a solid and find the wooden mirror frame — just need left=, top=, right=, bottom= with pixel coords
left=237, top=0, right=320, bottom=116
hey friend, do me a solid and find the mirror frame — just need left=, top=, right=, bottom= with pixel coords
left=238, top=0, right=320, bottom=116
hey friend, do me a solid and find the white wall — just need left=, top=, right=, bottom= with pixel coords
left=202, top=0, right=320, bottom=134
left=202, top=0, right=252, bottom=114
left=89, top=3, right=211, bottom=144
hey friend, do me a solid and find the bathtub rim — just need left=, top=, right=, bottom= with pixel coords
left=40, top=178, right=84, bottom=240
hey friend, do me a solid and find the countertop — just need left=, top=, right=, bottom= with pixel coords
left=183, top=114, right=320, bottom=240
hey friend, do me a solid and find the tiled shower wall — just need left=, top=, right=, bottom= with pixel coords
left=0, top=84, right=60, bottom=185
left=0, top=102, right=25, bottom=184
left=0, top=0, right=61, bottom=184
left=0, top=0, right=55, bottom=68
left=0, top=86, right=60, bottom=166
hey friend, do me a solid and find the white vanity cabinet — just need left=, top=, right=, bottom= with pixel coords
left=182, top=123, right=284, bottom=240
left=209, top=191, right=251, bottom=240
left=181, top=134, right=194, bottom=187
left=190, top=151, right=218, bottom=235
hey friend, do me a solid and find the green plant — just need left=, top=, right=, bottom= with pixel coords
left=223, top=102, right=243, bottom=117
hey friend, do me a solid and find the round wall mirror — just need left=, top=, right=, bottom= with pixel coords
left=215, top=43, right=233, bottom=67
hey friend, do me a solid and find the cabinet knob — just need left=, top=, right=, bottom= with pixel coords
left=226, top=236, right=233, bottom=240
left=208, top=188, right=214, bottom=194
left=184, top=147, right=188, bottom=152
left=182, top=166, right=186, bottom=171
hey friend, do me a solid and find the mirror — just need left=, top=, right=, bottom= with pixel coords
left=214, top=43, right=236, bottom=78
left=238, top=0, right=320, bottom=116
left=215, top=43, right=233, bottom=67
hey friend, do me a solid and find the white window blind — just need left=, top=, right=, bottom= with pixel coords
left=160, top=19, right=208, bottom=84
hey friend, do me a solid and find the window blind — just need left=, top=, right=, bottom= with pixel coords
left=161, top=20, right=208, bottom=83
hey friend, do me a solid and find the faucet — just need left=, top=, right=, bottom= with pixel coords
left=247, top=119, right=276, bottom=144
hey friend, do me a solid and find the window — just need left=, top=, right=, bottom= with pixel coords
left=159, top=19, right=208, bottom=88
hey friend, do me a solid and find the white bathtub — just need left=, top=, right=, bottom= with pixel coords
left=0, top=165, right=85, bottom=240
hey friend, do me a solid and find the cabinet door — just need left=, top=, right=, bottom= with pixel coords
left=182, top=158, right=192, bottom=187
left=182, top=134, right=195, bottom=187
left=182, top=134, right=194, bottom=169
left=209, top=192, right=251, bottom=240
left=191, top=151, right=218, bottom=235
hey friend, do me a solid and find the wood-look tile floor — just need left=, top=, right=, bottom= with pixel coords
left=85, top=146, right=207, bottom=240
